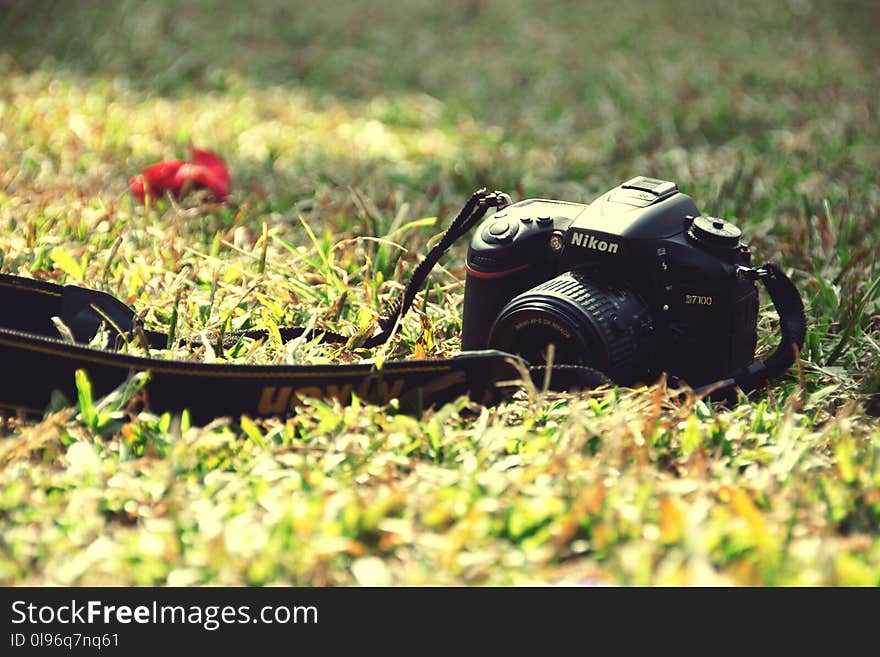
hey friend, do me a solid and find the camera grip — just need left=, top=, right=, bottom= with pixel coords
left=461, top=266, right=546, bottom=351
left=461, top=272, right=510, bottom=351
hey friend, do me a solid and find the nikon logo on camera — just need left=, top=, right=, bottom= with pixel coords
left=570, top=230, right=620, bottom=254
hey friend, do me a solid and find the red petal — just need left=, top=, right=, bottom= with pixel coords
left=129, top=149, right=229, bottom=203
left=129, top=175, right=147, bottom=203
left=190, top=147, right=230, bottom=191
left=190, top=148, right=229, bottom=178
left=142, top=160, right=185, bottom=187
left=173, top=162, right=229, bottom=200
left=131, top=159, right=185, bottom=202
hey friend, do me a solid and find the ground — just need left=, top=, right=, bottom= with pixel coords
left=0, top=0, right=878, bottom=585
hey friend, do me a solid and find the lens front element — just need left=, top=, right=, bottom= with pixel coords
left=488, top=272, right=655, bottom=386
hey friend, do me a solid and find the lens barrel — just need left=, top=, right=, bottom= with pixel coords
left=487, top=271, right=655, bottom=386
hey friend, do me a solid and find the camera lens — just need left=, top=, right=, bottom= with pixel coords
left=487, top=271, right=655, bottom=385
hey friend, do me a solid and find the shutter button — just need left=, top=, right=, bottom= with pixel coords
left=482, top=217, right=519, bottom=244
left=488, top=219, right=511, bottom=236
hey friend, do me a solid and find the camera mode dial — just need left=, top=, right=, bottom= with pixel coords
left=687, top=215, right=742, bottom=250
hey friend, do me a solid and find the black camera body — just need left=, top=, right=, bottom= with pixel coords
left=461, top=176, right=760, bottom=388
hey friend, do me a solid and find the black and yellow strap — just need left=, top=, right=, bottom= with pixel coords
left=0, top=272, right=610, bottom=423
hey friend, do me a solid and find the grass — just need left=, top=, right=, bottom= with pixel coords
left=0, top=0, right=878, bottom=585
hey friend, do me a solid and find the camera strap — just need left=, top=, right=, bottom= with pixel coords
left=0, top=189, right=610, bottom=423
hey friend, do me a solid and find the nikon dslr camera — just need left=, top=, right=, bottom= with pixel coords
left=461, top=176, right=765, bottom=389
